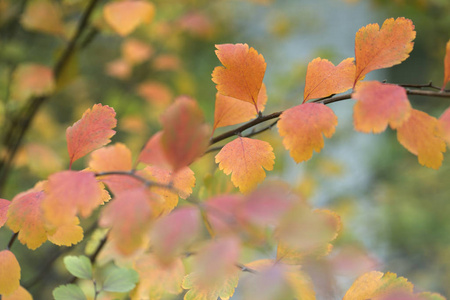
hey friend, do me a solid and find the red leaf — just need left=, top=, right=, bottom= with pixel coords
left=397, top=109, right=446, bottom=169
left=0, top=199, right=10, bottom=228
left=212, top=43, right=266, bottom=111
left=42, top=171, right=105, bottom=226
left=278, top=103, right=337, bottom=163
left=138, top=131, right=170, bottom=168
left=160, top=96, right=210, bottom=171
left=303, top=57, right=355, bottom=102
left=354, top=17, right=416, bottom=84
left=66, top=104, right=116, bottom=167
left=100, top=188, right=153, bottom=255
left=352, top=81, right=411, bottom=133
left=150, top=207, right=201, bottom=263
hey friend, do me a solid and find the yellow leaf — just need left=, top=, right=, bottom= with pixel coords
left=0, top=250, right=21, bottom=295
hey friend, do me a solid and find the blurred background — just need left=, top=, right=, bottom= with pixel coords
left=1, top=0, right=450, bottom=298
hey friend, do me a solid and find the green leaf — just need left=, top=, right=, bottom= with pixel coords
left=102, top=268, right=139, bottom=292
left=63, top=255, right=93, bottom=280
left=53, top=284, right=87, bottom=300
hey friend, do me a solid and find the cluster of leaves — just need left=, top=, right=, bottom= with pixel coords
left=1, top=0, right=450, bottom=299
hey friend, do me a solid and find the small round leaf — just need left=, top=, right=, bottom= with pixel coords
left=63, top=255, right=93, bottom=280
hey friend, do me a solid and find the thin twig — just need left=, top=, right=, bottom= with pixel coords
left=7, top=232, right=18, bottom=250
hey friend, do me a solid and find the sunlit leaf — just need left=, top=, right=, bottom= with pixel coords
left=0, top=250, right=20, bottom=295
left=132, top=254, right=184, bottom=299
left=215, top=137, right=274, bottom=194
left=53, top=284, right=86, bottom=300
left=278, top=102, right=337, bottom=163
left=354, top=17, right=416, bottom=84
left=213, top=84, right=267, bottom=132
left=66, top=104, right=116, bottom=166
left=397, top=109, right=446, bottom=169
left=343, top=271, right=413, bottom=300
left=303, top=57, right=355, bottom=102
left=443, top=40, right=450, bottom=90
left=161, top=96, right=210, bottom=171
left=63, top=255, right=93, bottom=280
left=47, top=217, right=83, bottom=247
left=11, top=64, right=55, bottom=102
left=103, top=267, right=139, bottom=292
left=145, top=165, right=196, bottom=199
left=21, top=0, right=64, bottom=36
left=212, top=43, right=266, bottom=110
left=352, top=81, right=411, bottom=133
left=100, top=188, right=153, bottom=255
left=103, top=0, right=155, bottom=36
left=6, top=189, right=47, bottom=250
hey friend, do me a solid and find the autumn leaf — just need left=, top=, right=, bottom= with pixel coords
left=122, top=38, right=153, bottom=65
left=161, top=96, right=210, bottom=171
left=182, top=238, right=241, bottom=300
left=150, top=207, right=201, bottom=264
left=103, top=0, right=155, bottom=36
left=212, top=43, right=266, bottom=111
left=138, top=131, right=170, bottom=169
left=443, top=40, right=450, bottom=90
left=278, top=102, right=338, bottom=163
left=343, top=271, right=413, bottom=300
left=6, top=189, right=47, bottom=250
left=11, top=64, right=55, bottom=102
left=0, top=250, right=21, bottom=296
left=0, top=198, right=10, bottom=228
left=354, top=17, right=416, bottom=84
left=3, top=286, right=33, bottom=300
left=100, top=188, right=153, bottom=255
left=145, top=165, right=196, bottom=199
left=42, top=171, right=105, bottom=226
left=132, top=255, right=184, bottom=299
left=439, top=107, right=450, bottom=145
left=47, top=217, right=83, bottom=247
left=397, top=109, right=446, bottom=169
left=213, top=84, right=267, bottom=132
left=21, top=0, right=64, bottom=36
left=66, top=104, right=116, bottom=167
left=352, top=81, right=411, bottom=133
left=303, top=57, right=355, bottom=102
left=215, top=137, right=275, bottom=194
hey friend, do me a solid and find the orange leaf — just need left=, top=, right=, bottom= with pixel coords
left=122, top=38, right=153, bottom=65
left=443, top=40, right=450, bottom=90
left=151, top=207, right=201, bottom=264
left=397, top=109, right=446, bottom=169
left=89, top=143, right=132, bottom=172
left=0, top=250, right=20, bottom=296
left=145, top=165, right=195, bottom=199
left=352, top=81, right=411, bottom=133
left=215, top=137, right=275, bottom=194
left=137, top=81, right=172, bottom=107
left=103, top=0, right=155, bottom=36
left=354, top=17, right=415, bottom=84
left=3, top=286, right=32, bottom=300
left=47, top=217, right=83, bottom=247
left=439, top=107, right=450, bottom=145
left=303, top=57, right=355, bottom=102
left=132, top=254, right=184, bottom=299
left=0, top=199, right=10, bottom=228
left=278, top=103, right=337, bottom=163
left=42, top=171, right=105, bottom=226
left=21, top=0, right=64, bottom=36
left=6, top=190, right=47, bottom=250
left=213, top=84, right=267, bottom=132
left=66, top=104, right=116, bottom=166
left=100, top=188, right=153, bottom=255
left=161, top=96, right=210, bottom=171
left=11, top=64, right=55, bottom=102
left=212, top=43, right=266, bottom=111
left=343, top=271, right=413, bottom=300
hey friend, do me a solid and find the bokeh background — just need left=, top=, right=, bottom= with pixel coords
left=1, top=0, right=450, bottom=298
